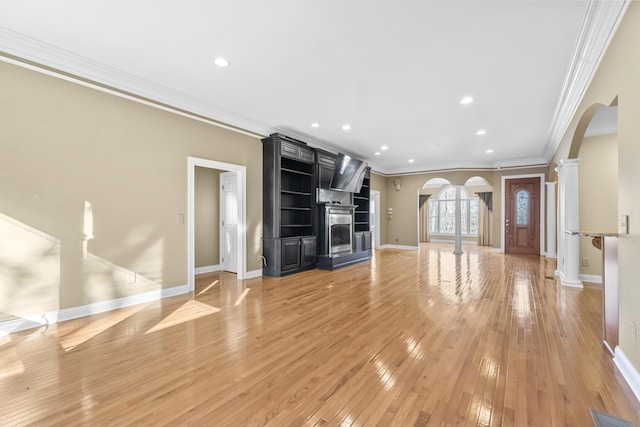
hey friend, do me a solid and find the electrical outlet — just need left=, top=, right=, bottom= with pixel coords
left=581, top=257, right=589, bottom=267
left=127, top=271, right=137, bottom=284
left=630, top=321, right=637, bottom=345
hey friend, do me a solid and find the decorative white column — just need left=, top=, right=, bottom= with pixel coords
left=454, top=185, right=463, bottom=254
left=555, top=166, right=565, bottom=278
left=558, top=159, right=582, bottom=288
left=545, top=181, right=557, bottom=258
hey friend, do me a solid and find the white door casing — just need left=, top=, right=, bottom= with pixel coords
left=188, top=157, right=246, bottom=291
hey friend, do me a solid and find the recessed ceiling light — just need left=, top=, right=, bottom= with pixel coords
left=374, top=152, right=381, bottom=156
left=408, top=159, right=415, bottom=163
left=214, top=57, right=230, bottom=68
left=381, top=145, right=388, bottom=150
left=486, top=149, right=494, bottom=154
left=311, top=123, right=319, bottom=128
left=476, top=129, right=487, bottom=135
left=342, top=124, right=351, bottom=131
left=460, top=96, right=473, bottom=105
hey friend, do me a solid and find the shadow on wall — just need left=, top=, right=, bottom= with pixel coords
left=0, top=201, right=165, bottom=328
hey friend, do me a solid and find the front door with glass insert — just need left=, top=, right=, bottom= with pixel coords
left=505, top=178, right=540, bottom=254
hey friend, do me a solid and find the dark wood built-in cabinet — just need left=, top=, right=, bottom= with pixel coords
left=353, top=169, right=372, bottom=252
left=316, top=149, right=337, bottom=190
left=263, top=134, right=317, bottom=277
left=262, top=133, right=371, bottom=277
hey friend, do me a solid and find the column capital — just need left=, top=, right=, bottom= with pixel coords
left=545, top=181, right=557, bottom=187
left=559, top=158, right=581, bottom=168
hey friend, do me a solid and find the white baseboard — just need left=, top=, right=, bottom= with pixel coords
left=560, top=279, right=584, bottom=289
left=245, top=269, right=262, bottom=279
left=546, top=253, right=558, bottom=259
left=0, top=284, right=189, bottom=336
left=380, top=244, right=419, bottom=251
left=492, top=247, right=504, bottom=253
left=195, top=264, right=220, bottom=275
left=580, top=274, right=602, bottom=284
left=429, top=239, right=478, bottom=245
left=614, top=346, right=640, bottom=403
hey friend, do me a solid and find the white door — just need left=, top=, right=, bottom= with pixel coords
left=370, top=190, right=380, bottom=249
left=220, top=172, right=238, bottom=273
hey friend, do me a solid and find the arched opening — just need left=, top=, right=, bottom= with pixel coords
left=418, top=178, right=452, bottom=243
left=556, top=98, right=618, bottom=352
left=577, top=103, right=619, bottom=282
left=419, top=176, right=492, bottom=247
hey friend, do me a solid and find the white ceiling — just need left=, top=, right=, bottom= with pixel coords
left=0, top=1, right=627, bottom=174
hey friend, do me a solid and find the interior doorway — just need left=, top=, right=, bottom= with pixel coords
left=188, top=157, right=246, bottom=292
left=500, top=173, right=545, bottom=254
left=505, top=177, right=541, bottom=254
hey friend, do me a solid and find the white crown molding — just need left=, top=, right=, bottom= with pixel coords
left=544, top=0, right=631, bottom=161
left=2, top=2, right=630, bottom=175
left=0, top=28, right=268, bottom=139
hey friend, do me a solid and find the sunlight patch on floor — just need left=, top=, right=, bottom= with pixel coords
left=0, top=335, right=25, bottom=378
left=234, top=288, right=250, bottom=307
left=197, top=280, right=219, bottom=296
left=60, top=304, right=148, bottom=351
left=145, top=300, right=220, bottom=334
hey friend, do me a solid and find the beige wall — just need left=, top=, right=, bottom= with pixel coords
left=380, top=168, right=546, bottom=249
left=370, top=171, right=388, bottom=245
left=549, top=1, right=640, bottom=374
left=578, top=134, right=618, bottom=277
left=0, top=61, right=262, bottom=319
left=195, top=167, right=220, bottom=268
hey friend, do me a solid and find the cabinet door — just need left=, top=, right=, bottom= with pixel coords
left=280, top=141, right=299, bottom=159
left=354, top=232, right=363, bottom=252
left=299, top=147, right=315, bottom=163
left=301, top=236, right=317, bottom=266
left=281, top=239, right=301, bottom=270
left=363, top=231, right=372, bottom=251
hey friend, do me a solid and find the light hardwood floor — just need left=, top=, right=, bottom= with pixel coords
left=1, top=244, right=639, bottom=426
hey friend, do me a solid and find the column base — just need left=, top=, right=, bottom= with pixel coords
left=453, top=249, right=463, bottom=255
left=560, top=278, right=584, bottom=289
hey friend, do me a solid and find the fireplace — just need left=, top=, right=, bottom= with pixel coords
left=329, top=208, right=353, bottom=255
left=320, top=203, right=356, bottom=256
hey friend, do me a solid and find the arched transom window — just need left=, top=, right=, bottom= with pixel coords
left=428, top=185, right=479, bottom=235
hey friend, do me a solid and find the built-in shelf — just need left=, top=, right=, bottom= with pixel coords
left=263, top=133, right=317, bottom=277
left=281, top=167, right=312, bottom=176
left=353, top=170, right=371, bottom=233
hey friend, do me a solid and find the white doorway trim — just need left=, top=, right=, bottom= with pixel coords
left=500, top=173, right=546, bottom=255
left=370, top=190, right=381, bottom=249
left=188, top=157, right=246, bottom=291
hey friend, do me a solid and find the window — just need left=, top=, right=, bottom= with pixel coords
left=516, top=190, right=529, bottom=225
left=428, top=186, right=478, bottom=235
